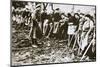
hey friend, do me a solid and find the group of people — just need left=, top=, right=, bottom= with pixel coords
left=12, top=2, right=96, bottom=59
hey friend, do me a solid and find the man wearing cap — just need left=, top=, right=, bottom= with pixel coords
left=29, top=3, right=42, bottom=47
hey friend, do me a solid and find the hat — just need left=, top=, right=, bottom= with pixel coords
left=55, top=8, right=60, bottom=10
left=36, top=4, right=41, bottom=8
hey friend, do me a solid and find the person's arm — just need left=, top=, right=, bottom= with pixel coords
left=29, top=22, right=33, bottom=38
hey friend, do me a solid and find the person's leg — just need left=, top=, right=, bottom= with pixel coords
left=43, top=20, right=48, bottom=35
left=31, top=26, right=38, bottom=47
left=54, top=22, right=59, bottom=39
left=41, top=20, right=44, bottom=34
left=46, top=23, right=53, bottom=39
left=53, top=22, right=57, bottom=34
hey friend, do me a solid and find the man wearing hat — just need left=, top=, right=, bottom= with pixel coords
left=29, top=3, right=42, bottom=47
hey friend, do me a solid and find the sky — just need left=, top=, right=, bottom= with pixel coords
left=12, top=0, right=96, bottom=16
left=46, top=3, right=95, bottom=16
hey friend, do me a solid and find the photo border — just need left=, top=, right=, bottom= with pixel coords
left=10, top=0, right=96, bottom=67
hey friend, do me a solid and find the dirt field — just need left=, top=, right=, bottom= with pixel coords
left=11, top=26, right=94, bottom=66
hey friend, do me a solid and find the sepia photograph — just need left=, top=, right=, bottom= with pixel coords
left=11, top=0, right=96, bottom=66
